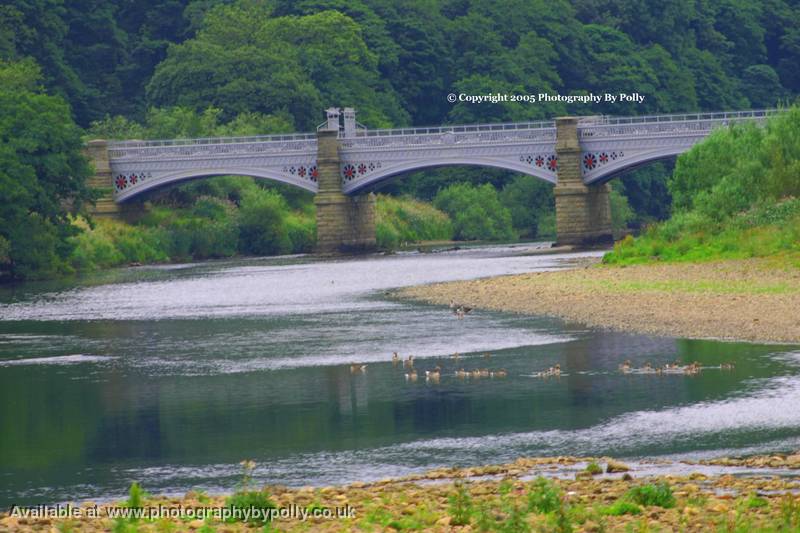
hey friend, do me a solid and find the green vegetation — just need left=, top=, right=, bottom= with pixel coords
left=66, top=177, right=315, bottom=271
left=447, top=481, right=473, bottom=526
left=585, top=461, right=603, bottom=475
left=3, top=0, right=800, bottom=281
left=0, top=60, right=93, bottom=281
left=623, top=483, right=676, bottom=509
left=126, top=482, right=145, bottom=511
left=605, top=107, right=800, bottom=265
left=434, top=183, right=516, bottom=241
left=526, top=477, right=562, bottom=514
left=375, top=194, right=453, bottom=249
left=224, top=460, right=275, bottom=525
left=601, top=500, right=642, bottom=516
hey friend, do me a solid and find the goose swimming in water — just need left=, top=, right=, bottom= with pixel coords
left=350, top=364, right=366, bottom=374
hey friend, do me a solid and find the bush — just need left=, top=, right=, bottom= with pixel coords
left=376, top=194, right=453, bottom=249
left=237, top=189, right=293, bottom=255
left=585, top=462, right=603, bottom=475
left=448, top=481, right=473, bottom=526
left=224, top=490, right=276, bottom=525
left=623, top=483, right=676, bottom=508
left=527, top=477, right=562, bottom=514
left=601, top=500, right=642, bottom=516
left=69, top=218, right=170, bottom=271
left=499, top=175, right=554, bottom=238
left=434, top=183, right=515, bottom=241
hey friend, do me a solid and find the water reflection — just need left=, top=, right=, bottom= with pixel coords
left=0, top=246, right=798, bottom=506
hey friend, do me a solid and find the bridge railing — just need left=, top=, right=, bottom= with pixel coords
left=108, top=133, right=317, bottom=160
left=340, top=120, right=556, bottom=148
left=579, top=109, right=778, bottom=138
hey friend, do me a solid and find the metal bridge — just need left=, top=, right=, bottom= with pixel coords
left=106, top=108, right=776, bottom=203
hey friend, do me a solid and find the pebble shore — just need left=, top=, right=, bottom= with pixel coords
left=5, top=455, right=800, bottom=531
left=395, top=258, right=800, bottom=344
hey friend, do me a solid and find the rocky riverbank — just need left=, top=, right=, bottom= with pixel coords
left=5, top=455, right=800, bottom=531
left=395, top=257, right=800, bottom=344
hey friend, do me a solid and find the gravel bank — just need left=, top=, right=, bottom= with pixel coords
left=6, top=455, right=800, bottom=531
left=395, top=258, right=800, bottom=343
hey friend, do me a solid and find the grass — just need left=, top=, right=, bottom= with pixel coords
left=579, top=278, right=800, bottom=295
left=623, top=483, right=676, bottom=509
left=448, top=481, right=473, bottom=526
left=375, top=194, right=454, bottom=249
left=603, top=199, right=800, bottom=267
left=585, top=461, right=604, bottom=475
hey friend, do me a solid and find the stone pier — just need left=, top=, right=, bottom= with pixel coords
left=85, top=140, right=145, bottom=220
left=313, top=128, right=376, bottom=253
left=553, top=117, right=613, bottom=246
left=84, top=140, right=121, bottom=218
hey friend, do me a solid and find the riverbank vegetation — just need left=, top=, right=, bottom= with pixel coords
left=604, top=106, right=800, bottom=265
left=3, top=0, right=800, bottom=280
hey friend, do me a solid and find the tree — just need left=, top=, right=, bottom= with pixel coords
left=147, top=3, right=407, bottom=130
left=0, top=60, right=92, bottom=280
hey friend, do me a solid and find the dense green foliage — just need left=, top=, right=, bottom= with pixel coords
left=69, top=177, right=314, bottom=270
left=5, top=0, right=797, bottom=129
left=375, top=195, right=453, bottom=249
left=0, top=60, right=93, bottom=281
left=434, top=183, right=516, bottom=241
left=605, top=107, right=800, bottom=265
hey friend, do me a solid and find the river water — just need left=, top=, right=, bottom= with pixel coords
left=1, top=243, right=799, bottom=507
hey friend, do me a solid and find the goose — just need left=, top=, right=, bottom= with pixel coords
left=404, top=355, right=415, bottom=368
left=425, top=366, right=442, bottom=378
left=392, top=352, right=400, bottom=365
left=426, top=367, right=442, bottom=382
left=405, top=369, right=418, bottom=381
left=350, top=364, right=366, bottom=374
left=491, top=369, right=508, bottom=378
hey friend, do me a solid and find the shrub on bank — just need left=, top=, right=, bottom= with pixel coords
left=604, top=198, right=800, bottom=265
left=69, top=218, right=170, bottom=270
left=433, top=183, right=515, bottom=241
left=604, top=106, right=800, bottom=265
left=376, top=194, right=453, bottom=249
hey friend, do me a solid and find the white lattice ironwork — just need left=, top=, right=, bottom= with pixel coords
left=339, top=121, right=558, bottom=193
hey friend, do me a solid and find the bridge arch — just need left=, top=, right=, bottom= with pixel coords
left=581, top=147, right=685, bottom=186
left=341, top=157, right=557, bottom=195
left=114, top=167, right=318, bottom=203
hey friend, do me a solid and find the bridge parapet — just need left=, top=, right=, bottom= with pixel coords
left=578, top=109, right=776, bottom=184
left=339, top=120, right=558, bottom=193
left=108, top=134, right=316, bottom=160
left=107, top=133, right=319, bottom=201
left=578, top=109, right=775, bottom=140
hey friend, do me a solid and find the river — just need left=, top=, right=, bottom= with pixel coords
left=1, top=243, right=799, bottom=507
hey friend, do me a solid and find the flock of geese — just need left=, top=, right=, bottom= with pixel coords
left=618, top=360, right=735, bottom=375
left=349, top=355, right=736, bottom=382
left=391, top=351, right=508, bottom=382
